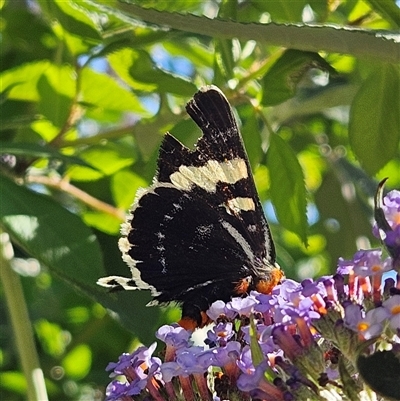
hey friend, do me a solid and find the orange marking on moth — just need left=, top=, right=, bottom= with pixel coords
left=256, top=269, right=284, bottom=294
left=178, top=317, right=198, bottom=331
left=234, top=278, right=250, bottom=294
left=178, top=311, right=211, bottom=330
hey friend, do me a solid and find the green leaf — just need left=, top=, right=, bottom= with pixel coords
left=42, top=63, right=76, bottom=99
left=364, top=0, right=400, bottom=28
left=214, top=39, right=236, bottom=81
left=108, top=48, right=197, bottom=96
left=258, top=0, right=307, bottom=21
left=111, top=169, right=147, bottom=209
left=133, top=0, right=203, bottom=12
left=41, top=0, right=101, bottom=41
left=0, top=115, right=43, bottom=131
left=0, top=82, right=24, bottom=105
left=93, top=29, right=170, bottom=62
left=261, top=49, right=335, bottom=106
left=0, top=61, right=50, bottom=102
left=338, top=356, right=362, bottom=400
left=314, top=168, right=373, bottom=264
left=67, top=142, right=135, bottom=181
left=105, top=2, right=399, bottom=63
left=237, top=103, right=263, bottom=169
left=307, top=0, right=329, bottom=20
left=1, top=7, right=55, bottom=64
left=82, top=211, right=121, bottom=235
left=30, top=119, right=61, bottom=142
left=163, top=39, right=213, bottom=67
left=349, top=63, right=400, bottom=176
left=0, top=62, right=75, bottom=103
left=249, top=317, right=264, bottom=367
left=34, top=319, right=66, bottom=357
left=0, top=175, right=104, bottom=289
left=357, top=351, right=400, bottom=399
left=80, top=68, right=148, bottom=114
left=37, top=75, right=72, bottom=128
left=0, top=372, right=27, bottom=395
left=267, top=134, right=308, bottom=244
left=0, top=142, right=92, bottom=167
left=62, top=344, right=92, bottom=380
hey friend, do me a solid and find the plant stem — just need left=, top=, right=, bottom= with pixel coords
left=24, top=175, right=126, bottom=221
left=113, top=1, right=399, bottom=63
left=0, top=230, right=48, bottom=401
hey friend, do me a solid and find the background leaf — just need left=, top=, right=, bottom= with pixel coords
left=108, top=48, right=197, bottom=95
left=0, top=175, right=104, bottom=287
left=267, top=134, right=308, bottom=245
left=80, top=68, right=148, bottom=114
left=364, top=0, right=400, bottom=28
left=38, top=75, right=73, bottom=128
left=0, top=142, right=91, bottom=167
left=41, top=0, right=101, bottom=41
left=349, top=63, right=400, bottom=175
left=261, top=49, right=336, bottom=106
left=357, top=351, right=400, bottom=399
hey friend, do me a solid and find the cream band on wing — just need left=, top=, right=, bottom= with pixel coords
left=226, top=197, right=255, bottom=212
left=169, top=158, right=248, bottom=192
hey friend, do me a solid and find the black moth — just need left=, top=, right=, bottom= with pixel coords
left=98, top=86, right=283, bottom=329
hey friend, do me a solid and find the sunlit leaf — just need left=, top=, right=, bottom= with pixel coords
left=364, top=0, right=400, bottom=28
left=0, top=82, right=24, bottom=105
left=108, top=48, right=197, bottom=95
left=249, top=318, right=264, bottom=367
left=349, top=63, right=400, bottom=175
left=93, top=30, right=169, bottom=61
left=267, top=134, right=308, bottom=244
left=30, top=119, right=60, bottom=142
left=37, top=75, right=73, bottom=128
left=136, top=0, right=203, bottom=12
left=111, top=169, right=147, bottom=209
left=82, top=211, right=121, bottom=235
left=0, top=175, right=105, bottom=288
left=163, top=39, right=213, bottom=68
left=41, top=63, right=76, bottom=99
left=261, top=49, right=335, bottom=106
left=214, top=39, right=236, bottom=82
left=62, top=344, right=92, bottom=380
left=67, top=142, right=135, bottom=181
left=0, top=61, right=50, bottom=102
left=80, top=68, right=148, bottom=114
left=0, top=372, right=27, bottom=395
left=0, top=61, right=75, bottom=104
left=34, top=319, right=66, bottom=357
left=238, top=103, right=263, bottom=169
left=41, top=0, right=101, bottom=41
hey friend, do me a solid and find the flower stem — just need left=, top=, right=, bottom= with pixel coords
left=0, top=230, right=48, bottom=401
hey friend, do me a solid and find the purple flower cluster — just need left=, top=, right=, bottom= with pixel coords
left=105, top=343, right=164, bottom=401
left=104, top=190, right=400, bottom=401
left=373, top=188, right=400, bottom=269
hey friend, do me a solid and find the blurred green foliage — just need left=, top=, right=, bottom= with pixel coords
left=0, top=0, right=399, bottom=399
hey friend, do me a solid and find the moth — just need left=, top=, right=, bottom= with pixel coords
left=98, top=86, right=283, bottom=329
